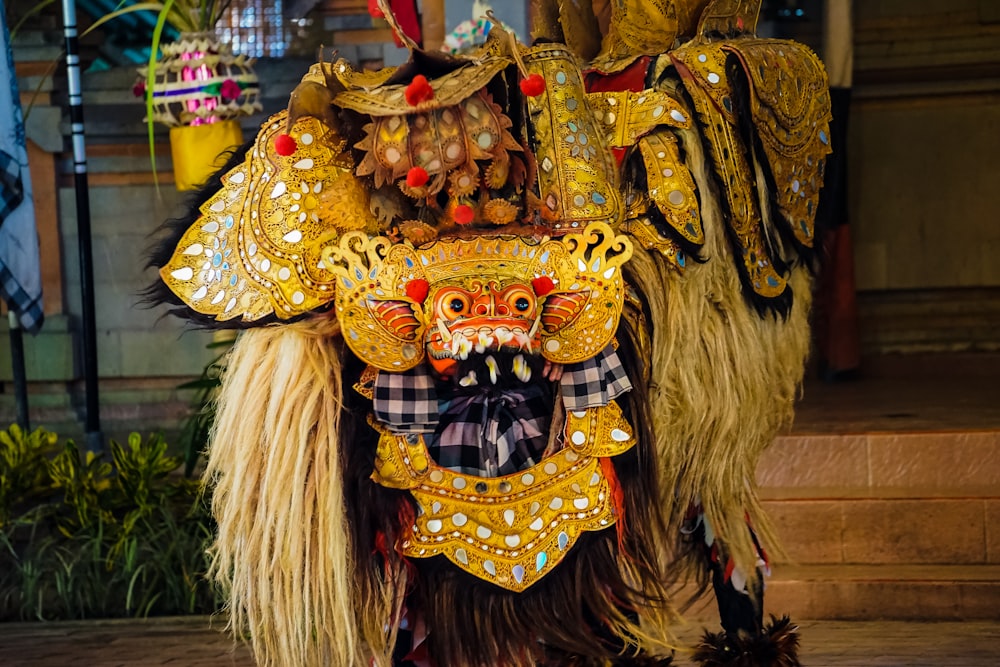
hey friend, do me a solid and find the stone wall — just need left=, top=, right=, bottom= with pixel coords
left=851, top=0, right=1000, bottom=291
left=848, top=0, right=1000, bottom=353
left=3, top=32, right=315, bottom=438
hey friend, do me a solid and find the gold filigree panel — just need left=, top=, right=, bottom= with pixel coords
left=671, top=43, right=787, bottom=300
left=588, top=89, right=691, bottom=148
left=372, top=401, right=636, bottom=591
left=161, top=111, right=377, bottom=322
left=727, top=40, right=832, bottom=247
left=523, top=44, right=622, bottom=231
left=639, top=132, right=703, bottom=246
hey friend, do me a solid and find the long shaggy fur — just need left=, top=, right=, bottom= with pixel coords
left=208, top=313, right=681, bottom=666
left=207, top=316, right=404, bottom=666
left=623, top=121, right=813, bottom=585
left=692, top=616, right=802, bottom=667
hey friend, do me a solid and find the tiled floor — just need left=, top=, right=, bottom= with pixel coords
left=2, top=616, right=998, bottom=666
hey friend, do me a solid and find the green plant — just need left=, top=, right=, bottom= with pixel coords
left=0, top=427, right=220, bottom=621
left=0, top=425, right=59, bottom=526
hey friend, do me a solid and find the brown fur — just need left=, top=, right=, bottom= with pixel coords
left=623, top=123, right=813, bottom=588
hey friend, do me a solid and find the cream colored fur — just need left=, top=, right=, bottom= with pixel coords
left=207, top=317, right=399, bottom=666
left=632, top=124, right=813, bottom=577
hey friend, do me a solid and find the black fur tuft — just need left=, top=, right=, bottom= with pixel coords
left=692, top=615, right=802, bottom=667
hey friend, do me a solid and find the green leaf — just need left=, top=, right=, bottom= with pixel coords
left=146, top=0, right=178, bottom=194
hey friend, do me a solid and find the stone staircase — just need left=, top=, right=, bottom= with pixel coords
left=759, top=429, right=1000, bottom=621
left=682, top=356, right=1000, bottom=623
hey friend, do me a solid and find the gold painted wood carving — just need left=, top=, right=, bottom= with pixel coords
left=672, top=43, right=787, bottom=302
left=639, top=131, right=703, bottom=246
left=726, top=40, right=832, bottom=247
left=373, top=401, right=636, bottom=591
left=523, top=44, right=623, bottom=230
left=588, top=89, right=691, bottom=149
left=160, top=111, right=378, bottom=321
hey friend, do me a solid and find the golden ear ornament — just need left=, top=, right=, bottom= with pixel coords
left=160, top=110, right=378, bottom=322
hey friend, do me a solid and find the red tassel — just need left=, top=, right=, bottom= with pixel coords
left=405, top=278, right=429, bottom=303
left=531, top=275, right=554, bottom=296
left=600, top=457, right=627, bottom=552
left=406, top=166, right=429, bottom=188
left=453, top=204, right=475, bottom=225
left=519, top=73, right=546, bottom=97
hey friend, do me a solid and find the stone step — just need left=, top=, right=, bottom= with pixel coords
left=765, top=565, right=1000, bottom=621
left=758, top=430, right=1000, bottom=496
left=761, top=497, right=1000, bottom=566
left=680, top=565, right=1000, bottom=623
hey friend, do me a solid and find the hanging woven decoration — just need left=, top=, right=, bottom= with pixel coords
left=136, top=31, right=261, bottom=190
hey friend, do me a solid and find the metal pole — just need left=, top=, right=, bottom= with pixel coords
left=8, top=311, right=30, bottom=431
left=61, top=0, right=103, bottom=452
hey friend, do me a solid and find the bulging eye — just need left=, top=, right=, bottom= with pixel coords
left=501, top=287, right=535, bottom=314
left=435, top=288, right=472, bottom=319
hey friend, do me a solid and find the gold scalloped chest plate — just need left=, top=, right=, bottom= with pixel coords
left=373, top=401, right=636, bottom=591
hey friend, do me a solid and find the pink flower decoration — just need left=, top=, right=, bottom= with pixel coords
left=220, top=79, right=242, bottom=102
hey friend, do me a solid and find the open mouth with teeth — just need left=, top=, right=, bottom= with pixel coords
left=427, top=316, right=542, bottom=380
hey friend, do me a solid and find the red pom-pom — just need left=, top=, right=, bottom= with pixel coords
left=274, top=133, right=297, bottom=156
left=519, top=74, right=546, bottom=97
left=453, top=204, right=475, bottom=225
left=405, top=75, right=435, bottom=106
left=531, top=276, right=555, bottom=296
left=132, top=80, right=146, bottom=98
left=406, top=166, right=429, bottom=188
left=405, top=278, right=430, bottom=304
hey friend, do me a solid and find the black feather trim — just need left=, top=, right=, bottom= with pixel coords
left=692, top=616, right=802, bottom=667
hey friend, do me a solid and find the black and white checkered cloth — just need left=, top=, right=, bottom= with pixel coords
left=559, top=345, right=633, bottom=411
left=431, top=384, right=551, bottom=477
left=1, top=17, right=44, bottom=334
left=371, top=345, right=633, bottom=477
left=373, top=363, right=439, bottom=433
left=0, top=149, right=23, bottom=223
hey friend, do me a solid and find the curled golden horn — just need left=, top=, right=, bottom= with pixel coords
left=376, top=0, right=419, bottom=51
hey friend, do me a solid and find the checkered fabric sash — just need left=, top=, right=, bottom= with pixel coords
left=559, top=345, right=633, bottom=411
left=0, top=149, right=23, bottom=224
left=371, top=346, right=633, bottom=477
left=0, top=262, right=43, bottom=332
left=373, top=363, right=439, bottom=433
left=431, top=384, right=551, bottom=477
